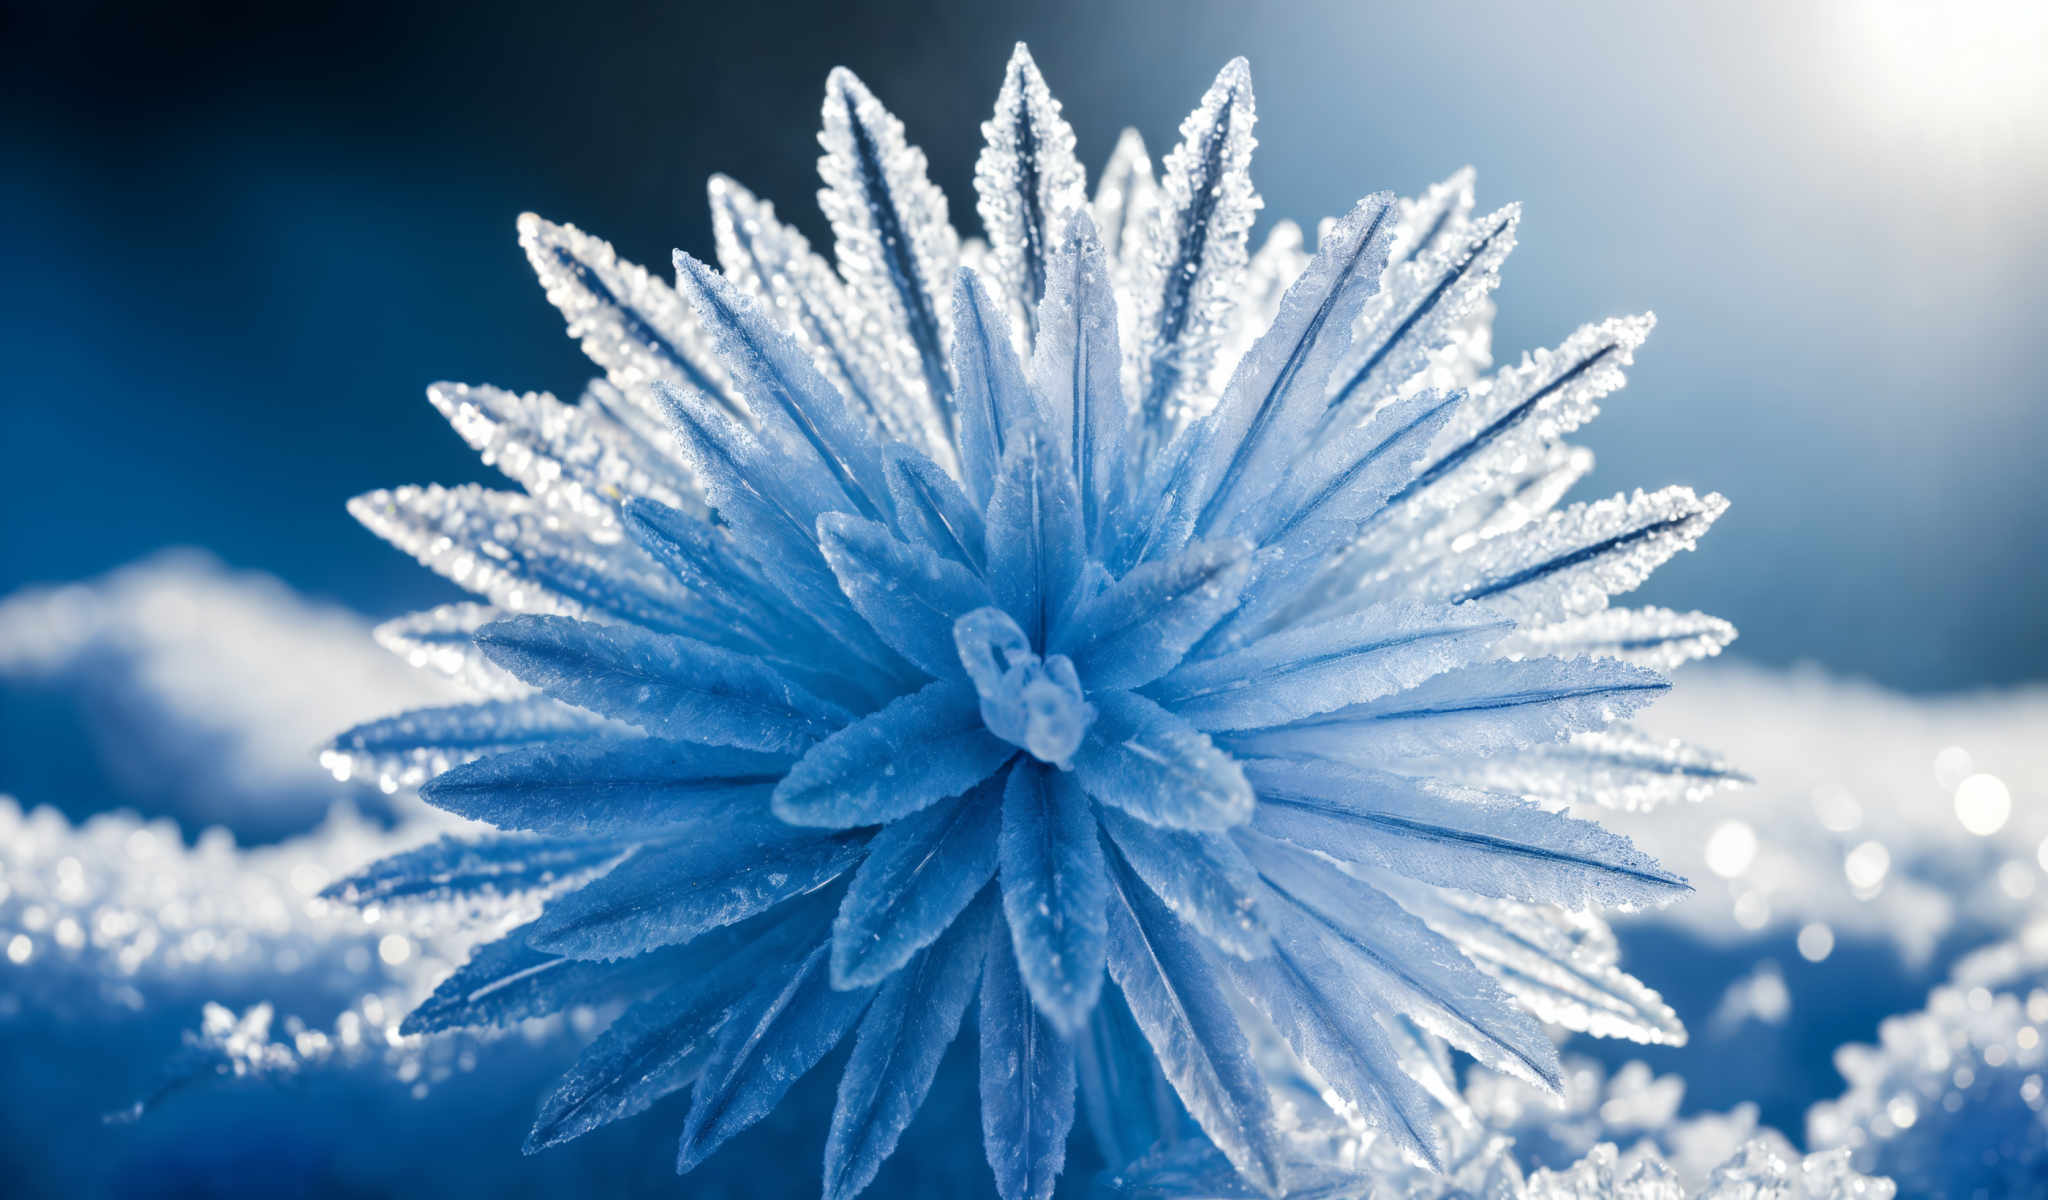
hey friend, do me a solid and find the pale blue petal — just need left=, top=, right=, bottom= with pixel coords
left=1072, top=691, right=1253, bottom=831
left=979, top=929, right=1078, bottom=1200
left=818, top=511, right=995, bottom=678
left=320, top=834, right=623, bottom=905
left=476, top=614, right=852, bottom=755
left=676, top=940, right=875, bottom=1172
left=831, top=782, right=1002, bottom=988
left=529, top=823, right=863, bottom=960
left=420, top=738, right=788, bottom=839
left=1054, top=539, right=1251, bottom=691
left=882, top=441, right=986, bottom=570
left=1244, top=757, right=1690, bottom=909
left=1098, top=808, right=1269, bottom=960
left=997, top=762, right=1108, bottom=1034
left=824, top=894, right=992, bottom=1200
left=773, top=679, right=1016, bottom=828
left=1103, top=848, right=1283, bottom=1195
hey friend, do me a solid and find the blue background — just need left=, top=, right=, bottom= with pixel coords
left=4, top=0, right=2043, bottom=690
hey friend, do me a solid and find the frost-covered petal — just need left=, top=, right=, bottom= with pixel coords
left=773, top=679, right=1015, bottom=828
left=677, top=940, right=875, bottom=1172
left=824, top=894, right=992, bottom=1200
left=1241, top=831, right=1564, bottom=1094
left=1183, top=191, right=1398, bottom=540
left=819, top=512, right=996, bottom=677
left=1222, top=655, right=1668, bottom=765
left=1030, top=212, right=1126, bottom=546
left=1055, top=539, right=1251, bottom=691
left=1440, top=725, right=1750, bottom=812
left=322, top=696, right=607, bottom=791
left=319, top=833, right=622, bottom=906
left=1374, top=874, right=1686, bottom=1045
left=882, top=441, right=986, bottom=569
left=673, top=250, right=892, bottom=519
left=1072, top=690, right=1253, bottom=831
left=1425, top=486, right=1729, bottom=623
left=980, top=930, right=1078, bottom=1200
left=528, top=823, right=863, bottom=960
left=420, top=738, right=787, bottom=839
left=997, top=762, right=1109, bottom=1034
left=404, top=918, right=683, bottom=1036
left=708, top=174, right=916, bottom=444
left=1499, top=605, right=1738, bottom=672
left=1098, top=807, right=1268, bottom=960
left=1090, top=128, right=1156, bottom=293
left=1221, top=915, right=1445, bottom=1171
left=1103, top=847, right=1283, bottom=1195
left=1243, top=757, right=1690, bottom=910
left=1127, top=58, right=1261, bottom=445
left=1155, top=603, right=1508, bottom=732
left=476, top=614, right=850, bottom=754
left=975, top=43, right=1086, bottom=342
left=831, top=782, right=1002, bottom=988
left=517, top=212, right=733, bottom=407
left=818, top=68, right=959, bottom=457
left=523, top=901, right=830, bottom=1150
left=1328, top=205, right=1518, bottom=416
left=984, top=419, right=1086, bottom=643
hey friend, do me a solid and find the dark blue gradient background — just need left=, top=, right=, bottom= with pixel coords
left=4, top=0, right=2044, bottom=690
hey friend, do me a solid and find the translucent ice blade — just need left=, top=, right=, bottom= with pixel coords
left=817, top=511, right=995, bottom=679
left=1498, top=605, right=1738, bottom=672
left=672, top=250, right=891, bottom=519
left=1090, top=128, right=1157, bottom=304
left=1155, top=603, right=1508, bottom=733
left=1327, top=205, right=1519, bottom=418
left=1224, top=654, right=1666, bottom=767
left=1029, top=213, right=1127, bottom=548
left=881, top=441, right=987, bottom=569
left=1098, top=807, right=1269, bottom=960
left=677, top=940, right=874, bottom=1171
left=1185, top=192, right=1399, bottom=541
left=1055, top=538, right=1251, bottom=692
left=322, top=696, right=610, bottom=791
left=426, top=380, right=690, bottom=526
left=522, top=902, right=830, bottom=1149
left=528, top=821, right=863, bottom=960
left=1242, top=831, right=1564, bottom=1095
left=709, top=174, right=922, bottom=447
left=953, top=268, right=1041, bottom=507
left=319, top=832, right=624, bottom=906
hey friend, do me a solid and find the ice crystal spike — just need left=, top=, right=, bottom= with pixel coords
left=334, top=43, right=1733, bottom=1200
left=975, top=44, right=1087, bottom=342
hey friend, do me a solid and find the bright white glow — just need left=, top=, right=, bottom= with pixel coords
left=377, top=934, right=413, bottom=967
left=1934, top=745, right=1975, bottom=792
left=6, top=934, right=32, bottom=965
left=1704, top=820, right=1758, bottom=879
left=1844, top=841, right=1891, bottom=892
left=1955, top=772, right=2012, bottom=836
left=1798, top=922, right=1836, bottom=962
left=1830, top=0, right=2048, bottom=138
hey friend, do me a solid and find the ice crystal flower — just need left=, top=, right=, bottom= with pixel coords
left=327, top=44, right=1734, bottom=1199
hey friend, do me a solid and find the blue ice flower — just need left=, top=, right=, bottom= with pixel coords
left=327, top=44, right=1733, bottom=1199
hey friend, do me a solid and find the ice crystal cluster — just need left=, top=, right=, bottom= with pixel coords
left=317, top=44, right=1744, bottom=1198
